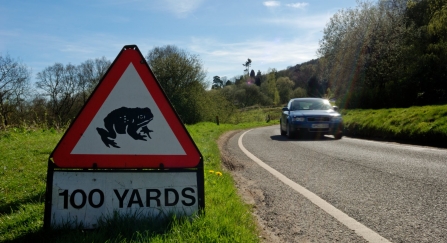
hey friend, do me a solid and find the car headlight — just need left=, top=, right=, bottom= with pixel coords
left=292, top=117, right=305, bottom=122
left=332, top=116, right=342, bottom=122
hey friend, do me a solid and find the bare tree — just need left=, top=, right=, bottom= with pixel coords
left=0, top=54, right=31, bottom=127
left=77, top=57, right=111, bottom=104
left=35, top=63, right=82, bottom=126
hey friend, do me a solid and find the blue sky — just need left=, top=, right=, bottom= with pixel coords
left=1, top=0, right=358, bottom=86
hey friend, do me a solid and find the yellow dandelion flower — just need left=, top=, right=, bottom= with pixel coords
left=215, top=172, right=222, bottom=176
left=209, top=170, right=215, bottom=173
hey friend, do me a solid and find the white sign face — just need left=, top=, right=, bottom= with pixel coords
left=50, top=171, right=198, bottom=228
left=71, top=63, right=186, bottom=155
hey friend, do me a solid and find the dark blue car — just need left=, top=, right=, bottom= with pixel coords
left=280, top=98, right=344, bottom=139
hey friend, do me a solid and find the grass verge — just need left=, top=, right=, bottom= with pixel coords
left=341, top=104, right=447, bottom=147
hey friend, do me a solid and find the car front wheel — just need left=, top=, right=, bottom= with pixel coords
left=280, top=120, right=286, bottom=136
left=286, top=123, right=295, bottom=139
left=334, top=133, right=343, bottom=139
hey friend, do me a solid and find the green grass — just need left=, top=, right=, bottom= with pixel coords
left=341, top=104, right=447, bottom=145
left=0, top=107, right=279, bottom=243
left=0, top=128, right=61, bottom=242
left=225, top=106, right=280, bottom=125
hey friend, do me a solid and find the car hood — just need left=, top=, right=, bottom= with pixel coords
left=290, top=110, right=341, bottom=117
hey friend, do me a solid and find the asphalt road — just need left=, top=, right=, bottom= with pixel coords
left=220, top=125, right=447, bottom=243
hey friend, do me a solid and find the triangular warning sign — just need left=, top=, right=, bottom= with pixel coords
left=51, top=45, right=202, bottom=169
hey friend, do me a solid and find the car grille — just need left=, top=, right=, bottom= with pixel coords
left=309, top=128, right=329, bottom=132
left=307, top=117, right=330, bottom=122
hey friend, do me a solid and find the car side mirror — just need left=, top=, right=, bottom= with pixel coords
left=332, top=106, right=339, bottom=111
left=282, top=107, right=289, bottom=111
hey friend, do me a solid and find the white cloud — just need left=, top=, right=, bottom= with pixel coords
left=6, top=32, right=320, bottom=85
left=159, top=0, right=205, bottom=17
left=187, top=37, right=319, bottom=80
left=263, top=1, right=281, bottom=7
left=286, top=2, right=309, bottom=9
left=108, top=0, right=205, bottom=18
left=1, top=31, right=164, bottom=78
left=261, top=13, right=332, bottom=29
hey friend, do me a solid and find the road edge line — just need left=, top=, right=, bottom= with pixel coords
left=238, top=129, right=391, bottom=243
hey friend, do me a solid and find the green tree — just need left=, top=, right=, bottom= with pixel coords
left=291, top=87, right=307, bottom=98
left=405, top=0, right=447, bottom=104
left=318, top=0, right=409, bottom=108
left=323, top=88, right=334, bottom=99
left=146, top=45, right=208, bottom=124
left=261, top=69, right=280, bottom=105
left=233, top=75, right=244, bottom=85
left=212, top=75, right=223, bottom=89
left=250, top=69, right=255, bottom=79
left=307, top=76, right=322, bottom=97
left=255, top=70, right=262, bottom=86
left=219, top=83, right=270, bottom=108
left=276, top=77, right=294, bottom=104
left=289, top=61, right=317, bottom=89
left=200, top=89, right=235, bottom=123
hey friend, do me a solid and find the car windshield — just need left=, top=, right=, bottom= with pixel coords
left=290, top=100, right=332, bottom=110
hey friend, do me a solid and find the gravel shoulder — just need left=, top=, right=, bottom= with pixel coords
left=217, top=130, right=281, bottom=243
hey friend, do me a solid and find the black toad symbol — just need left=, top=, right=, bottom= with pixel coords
left=96, top=107, right=154, bottom=148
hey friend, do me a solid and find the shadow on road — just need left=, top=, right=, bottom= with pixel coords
left=270, top=134, right=339, bottom=142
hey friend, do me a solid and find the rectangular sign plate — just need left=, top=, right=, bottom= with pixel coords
left=48, top=170, right=199, bottom=228
left=311, top=124, right=329, bottom=128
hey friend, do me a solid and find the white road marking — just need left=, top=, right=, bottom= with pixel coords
left=238, top=129, right=391, bottom=243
